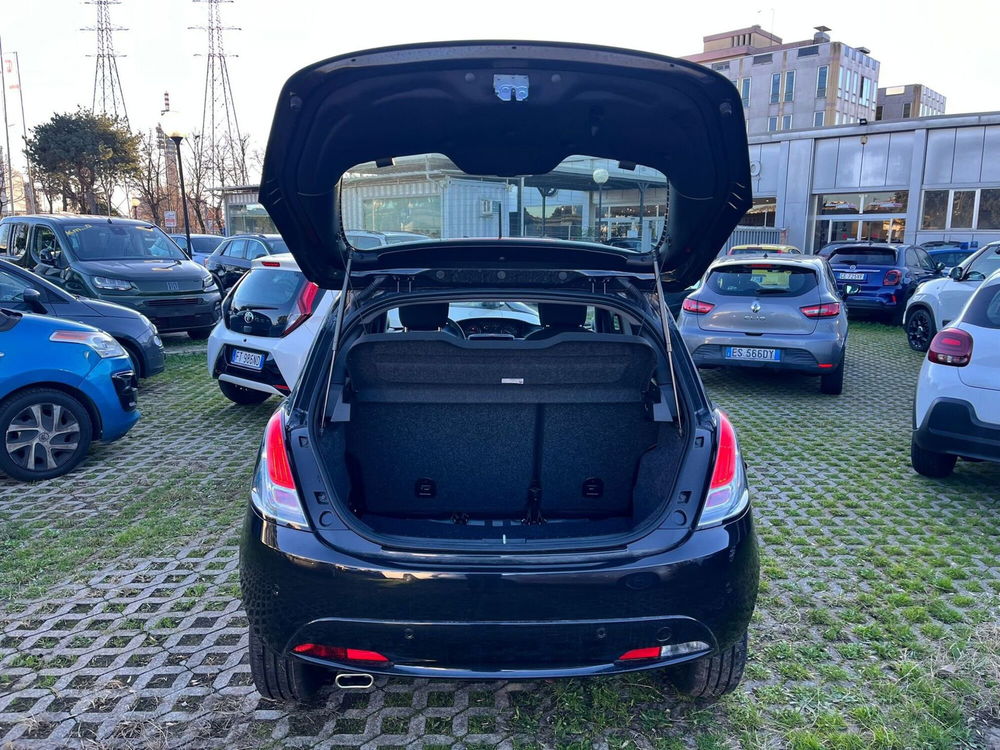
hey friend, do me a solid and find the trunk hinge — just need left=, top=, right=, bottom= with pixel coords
left=652, top=255, right=683, bottom=433
left=320, top=252, right=354, bottom=433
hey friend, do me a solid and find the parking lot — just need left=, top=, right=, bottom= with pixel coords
left=0, top=322, right=997, bottom=749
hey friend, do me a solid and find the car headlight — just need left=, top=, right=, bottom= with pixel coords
left=92, top=276, right=135, bottom=291
left=50, top=330, right=128, bottom=358
left=203, top=275, right=217, bottom=291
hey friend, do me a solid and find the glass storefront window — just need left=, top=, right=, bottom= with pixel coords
left=978, top=189, right=1000, bottom=230
left=921, top=190, right=948, bottom=230
left=819, top=194, right=861, bottom=215
left=863, top=191, right=908, bottom=214
left=362, top=196, right=442, bottom=237
left=830, top=220, right=859, bottom=242
left=950, top=190, right=976, bottom=228
left=743, top=197, right=776, bottom=227
left=228, top=204, right=277, bottom=235
left=861, top=219, right=905, bottom=243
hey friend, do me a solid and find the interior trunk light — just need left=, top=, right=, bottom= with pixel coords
left=928, top=328, right=973, bottom=367
left=682, top=298, right=715, bottom=314
left=883, top=269, right=902, bottom=285
left=293, top=644, right=390, bottom=663
left=800, top=302, right=841, bottom=318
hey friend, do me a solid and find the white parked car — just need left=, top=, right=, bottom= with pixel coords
left=208, top=254, right=336, bottom=404
left=911, top=268, right=1000, bottom=477
left=904, top=241, right=1000, bottom=351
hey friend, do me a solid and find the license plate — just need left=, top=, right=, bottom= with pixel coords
left=837, top=272, right=866, bottom=281
left=230, top=349, right=264, bottom=370
left=725, top=346, right=781, bottom=361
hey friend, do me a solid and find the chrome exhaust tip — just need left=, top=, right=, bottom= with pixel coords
left=335, top=672, right=375, bottom=690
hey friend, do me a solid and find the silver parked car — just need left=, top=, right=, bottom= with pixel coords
left=678, top=256, right=851, bottom=394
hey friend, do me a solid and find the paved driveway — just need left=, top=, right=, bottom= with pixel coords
left=1, top=323, right=997, bottom=749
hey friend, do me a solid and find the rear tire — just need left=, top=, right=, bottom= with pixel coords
left=667, top=630, right=748, bottom=701
left=819, top=354, right=846, bottom=395
left=218, top=379, right=271, bottom=405
left=248, top=628, right=325, bottom=703
left=0, top=388, right=93, bottom=482
left=187, top=327, right=212, bottom=340
left=910, top=439, right=957, bottom=478
left=905, top=308, right=936, bottom=352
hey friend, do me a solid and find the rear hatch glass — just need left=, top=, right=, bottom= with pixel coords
left=698, top=263, right=820, bottom=335
left=227, top=267, right=316, bottom=337
left=827, top=247, right=896, bottom=266
left=958, top=281, right=1000, bottom=391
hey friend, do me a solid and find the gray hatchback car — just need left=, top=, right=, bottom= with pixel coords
left=678, top=256, right=850, bottom=394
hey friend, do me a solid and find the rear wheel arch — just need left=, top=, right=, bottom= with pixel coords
left=1, top=382, right=103, bottom=440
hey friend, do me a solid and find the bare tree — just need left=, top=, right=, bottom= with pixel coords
left=130, top=129, right=170, bottom=226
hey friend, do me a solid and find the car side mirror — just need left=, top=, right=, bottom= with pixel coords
left=948, top=266, right=964, bottom=281
left=20, top=287, right=47, bottom=313
left=841, top=283, right=861, bottom=298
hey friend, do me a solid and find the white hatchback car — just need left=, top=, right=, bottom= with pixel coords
left=208, top=254, right=336, bottom=404
left=911, top=268, right=1000, bottom=477
left=904, top=241, right=1000, bottom=351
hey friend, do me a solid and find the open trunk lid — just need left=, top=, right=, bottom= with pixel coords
left=259, top=41, right=752, bottom=291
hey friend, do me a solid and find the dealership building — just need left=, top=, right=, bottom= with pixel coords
left=223, top=110, right=1000, bottom=254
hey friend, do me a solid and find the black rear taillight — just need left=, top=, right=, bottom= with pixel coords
left=928, top=328, right=973, bottom=367
left=282, top=283, right=320, bottom=336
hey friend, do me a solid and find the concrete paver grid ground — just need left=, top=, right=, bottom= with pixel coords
left=0, top=324, right=997, bottom=749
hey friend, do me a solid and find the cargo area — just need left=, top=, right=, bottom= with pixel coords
left=318, top=329, right=686, bottom=544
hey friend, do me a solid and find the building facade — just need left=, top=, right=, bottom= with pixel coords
left=682, top=25, right=880, bottom=135
left=747, top=111, right=1000, bottom=252
left=877, top=84, right=947, bottom=122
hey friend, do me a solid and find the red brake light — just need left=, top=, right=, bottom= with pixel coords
left=292, top=644, right=389, bottom=663
left=618, top=647, right=662, bottom=661
left=928, top=328, right=973, bottom=367
left=282, top=282, right=320, bottom=336
left=883, top=269, right=902, bottom=285
left=682, top=298, right=715, bottom=314
left=800, top=302, right=841, bottom=318
left=261, top=260, right=280, bottom=267
left=264, top=411, right=295, bottom=489
left=708, top=411, right=737, bottom=493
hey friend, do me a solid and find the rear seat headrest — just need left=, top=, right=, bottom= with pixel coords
left=538, top=303, right=587, bottom=328
left=399, top=303, right=450, bottom=330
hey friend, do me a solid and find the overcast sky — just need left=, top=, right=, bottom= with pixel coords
left=1, top=0, right=994, bottom=179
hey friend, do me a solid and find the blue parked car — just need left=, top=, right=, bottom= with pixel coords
left=0, top=309, right=139, bottom=481
left=824, top=242, right=942, bottom=324
left=919, top=241, right=975, bottom=273
left=169, top=233, right=226, bottom=266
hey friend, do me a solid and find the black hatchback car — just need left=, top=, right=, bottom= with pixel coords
left=204, top=234, right=289, bottom=291
left=0, top=215, right=222, bottom=339
left=241, top=41, right=759, bottom=705
left=0, top=259, right=164, bottom=377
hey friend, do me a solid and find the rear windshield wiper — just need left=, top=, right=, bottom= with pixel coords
left=234, top=305, right=280, bottom=311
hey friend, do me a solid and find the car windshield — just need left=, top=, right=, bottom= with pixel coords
left=827, top=247, right=896, bottom=265
left=190, top=236, right=224, bottom=253
left=964, top=245, right=1000, bottom=280
left=340, top=153, right=668, bottom=252
left=65, top=222, right=187, bottom=261
left=707, top=263, right=819, bottom=297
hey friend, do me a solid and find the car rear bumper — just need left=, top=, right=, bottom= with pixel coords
left=913, top=397, right=1000, bottom=463
left=843, top=292, right=903, bottom=312
left=683, top=330, right=843, bottom=374
left=240, top=508, right=759, bottom=679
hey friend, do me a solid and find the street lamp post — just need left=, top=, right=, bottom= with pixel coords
left=592, top=167, right=609, bottom=242
left=161, top=112, right=192, bottom=252
left=130, top=197, right=140, bottom=219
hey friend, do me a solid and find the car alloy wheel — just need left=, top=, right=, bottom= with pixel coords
left=906, top=309, right=935, bottom=352
left=6, top=401, right=82, bottom=472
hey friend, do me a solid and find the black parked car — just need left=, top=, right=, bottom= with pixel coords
left=240, top=41, right=759, bottom=706
left=169, top=233, right=225, bottom=266
left=205, top=234, right=289, bottom=291
left=0, top=215, right=222, bottom=339
left=0, top=259, right=164, bottom=377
